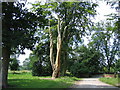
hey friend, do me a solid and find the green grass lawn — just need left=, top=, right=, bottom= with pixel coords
left=8, top=71, right=81, bottom=88
left=99, top=77, right=120, bottom=87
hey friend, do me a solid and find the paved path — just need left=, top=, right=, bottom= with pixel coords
left=71, top=78, right=118, bottom=88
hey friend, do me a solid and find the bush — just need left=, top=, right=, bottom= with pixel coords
left=115, top=59, right=120, bottom=72
left=32, top=61, right=52, bottom=76
left=69, top=46, right=102, bottom=77
left=9, top=58, right=19, bottom=71
left=70, top=62, right=90, bottom=78
left=32, top=61, right=43, bottom=76
left=70, top=59, right=101, bottom=77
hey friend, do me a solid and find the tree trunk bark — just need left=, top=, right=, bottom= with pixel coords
left=2, top=46, right=10, bottom=88
left=62, top=51, right=67, bottom=76
left=107, top=59, right=111, bottom=73
left=60, top=46, right=68, bottom=76
left=52, top=36, right=61, bottom=79
left=49, top=20, right=54, bottom=70
left=52, top=16, right=62, bottom=79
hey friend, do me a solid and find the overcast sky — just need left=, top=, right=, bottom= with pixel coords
left=18, top=0, right=117, bottom=65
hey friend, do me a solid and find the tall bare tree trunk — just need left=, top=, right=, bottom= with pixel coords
left=52, top=16, right=62, bottom=79
left=52, top=37, right=62, bottom=78
left=49, top=16, right=68, bottom=79
left=49, top=20, right=54, bottom=70
left=2, top=46, right=10, bottom=88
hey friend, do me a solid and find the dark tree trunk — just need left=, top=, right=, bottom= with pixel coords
left=2, top=46, right=10, bottom=88
left=107, top=61, right=111, bottom=73
left=107, top=55, right=110, bottom=73
left=61, top=51, right=67, bottom=76
left=60, top=32, right=69, bottom=76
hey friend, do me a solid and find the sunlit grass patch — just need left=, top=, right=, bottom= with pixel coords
left=99, top=77, right=120, bottom=87
left=8, top=71, right=81, bottom=88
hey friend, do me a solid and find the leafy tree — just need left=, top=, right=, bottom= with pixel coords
left=22, top=58, right=31, bottom=70
left=32, top=1, right=98, bottom=78
left=32, top=61, right=43, bottom=76
left=32, top=60, right=52, bottom=76
left=115, top=59, right=120, bottom=72
left=106, top=1, right=120, bottom=57
left=28, top=53, right=38, bottom=70
left=70, top=45, right=103, bottom=77
left=2, top=2, right=45, bottom=88
left=29, top=38, right=52, bottom=76
left=9, top=58, right=19, bottom=71
left=89, top=21, right=118, bottom=73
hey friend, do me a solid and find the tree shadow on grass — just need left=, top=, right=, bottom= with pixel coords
left=7, top=79, right=71, bottom=88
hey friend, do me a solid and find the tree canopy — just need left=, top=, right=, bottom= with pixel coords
left=31, top=1, right=98, bottom=78
left=2, top=1, right=46, bottom=88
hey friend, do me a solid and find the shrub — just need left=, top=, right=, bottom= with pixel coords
left=70, top=62, right=90, bottom=77
left=115, top=59, right=120, bottom=72
left=32, top=61, right=52, bottom=76
left=9, top=58, right=19, bottom=71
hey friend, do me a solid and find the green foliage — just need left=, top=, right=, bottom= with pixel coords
left=29, top=39, right=52, bottom=76
left=31, top=1, right=98, bottom=77
left=32, top=61, right=42, bottom=76
left=115, top=59, right=120, bottom=72
left=70, top=62, right=89, bottom=77
left=89, top=21, right=118, bottom=73
left=70, top=45, right=103, bottom=77
left=2, top=2, right=46, bottom=53
left=2, top=2, right=46, bottom=87
left=9, top=58, right=19, bottom=71
left=8, top=71, right=81, bottom=88
left=22, top=58, right=31, bottom=70
left=32, top=60, right=52, bottom=76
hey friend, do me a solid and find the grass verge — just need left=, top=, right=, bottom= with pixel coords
left=8, top=71, right=81, bottom=88
left=99, top=77, right=120, bottom=87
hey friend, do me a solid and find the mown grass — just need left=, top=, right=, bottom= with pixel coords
left=8, top=71, right=81, bottom=88
left=99, top=77, right=120, bottom=87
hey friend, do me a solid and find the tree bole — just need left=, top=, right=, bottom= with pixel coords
left=2, top=47, right=10, bottom=88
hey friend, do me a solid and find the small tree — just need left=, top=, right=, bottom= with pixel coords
left=9, top=58, right=19, bottom=71
left=31, top=40, right=52, bottom=76
left=22, top=58, right=31, bottom=70
left=115, top=59, right=120, bottom=72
